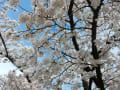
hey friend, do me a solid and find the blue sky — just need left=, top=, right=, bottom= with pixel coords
left=7, top=0, right=32, bottom=30
left=7, top=0, right=32, bottom=21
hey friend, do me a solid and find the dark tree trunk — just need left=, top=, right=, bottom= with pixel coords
left=86, top=0, right=105, bottom=90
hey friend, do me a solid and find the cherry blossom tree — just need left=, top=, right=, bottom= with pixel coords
left=0, top=0, right=120, bottom=90
left=0, top=71, right=30, bottom=90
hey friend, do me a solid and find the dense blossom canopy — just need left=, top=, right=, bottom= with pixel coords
left=0, top=0, right=120, bottom=90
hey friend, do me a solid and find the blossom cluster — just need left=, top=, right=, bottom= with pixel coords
left=0, top=0, right=120, bottom=89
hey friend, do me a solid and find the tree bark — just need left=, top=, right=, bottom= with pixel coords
left=86, top=0, right=105, bottom=89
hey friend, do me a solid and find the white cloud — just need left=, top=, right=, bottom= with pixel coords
left=0, top=62, right=22, bottom=75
